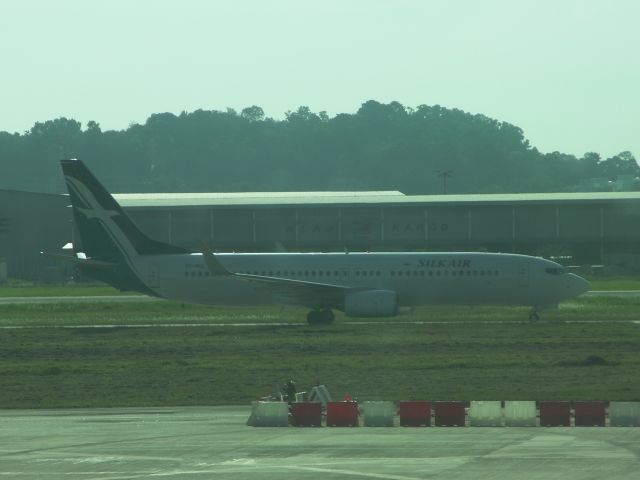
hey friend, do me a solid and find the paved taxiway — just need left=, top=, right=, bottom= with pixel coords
left=1, top=407, right=638, bottom=480
left=0, top=289, right=637, bottom=305
left=0, top=295, right=160, bottom=304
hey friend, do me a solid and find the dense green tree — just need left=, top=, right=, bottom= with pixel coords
left=0, top=102, right=637, bottom=194
left=599, top=151, right=639, bottom=179
left=240, top=105, right=265, bottom=122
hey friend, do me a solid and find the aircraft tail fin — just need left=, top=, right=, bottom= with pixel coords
left=61, top=159, right=188, bottom=261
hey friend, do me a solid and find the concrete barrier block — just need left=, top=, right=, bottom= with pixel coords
left=290, top=402, right=322, bottom=427
left=574, top=401, right=606, bottom=427
left=247, top=401, right=289, bottom=427
left=539, top=401, right=571, bottom=426
left=469, top=401, right=503, bottom=427
left=361, top=401, right=395, bottom=427
left=434, top=401, right=465, bottom=427
left=327, top=402, right=359, bottom=427
left=503, top=401, right=536, bottom=426
left=609, top=402, right=640, bottom=427
left=399, top=401, right=431, bottom=427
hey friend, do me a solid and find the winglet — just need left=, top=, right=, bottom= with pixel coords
left=202, top=250, right=231, bottom=276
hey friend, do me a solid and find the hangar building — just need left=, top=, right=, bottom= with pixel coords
left=1, top=189, right=640, bottom=281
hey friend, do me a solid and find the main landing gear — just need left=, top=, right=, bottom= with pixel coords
left=306, top=309, right=335, bottom=325
left=528, top=308, right=540, bottom=322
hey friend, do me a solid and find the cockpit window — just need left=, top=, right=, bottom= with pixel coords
left=545, top=267, right=566, bottom=275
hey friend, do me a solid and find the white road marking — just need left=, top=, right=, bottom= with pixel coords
left=1, top=318, right=640, bottom=330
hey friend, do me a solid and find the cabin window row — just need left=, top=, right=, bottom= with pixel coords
left=244, top=270, right=349, bottom=277
left=185, top=270, right=211, bottom=277
left=184, top=269, right=500, bottom=278
left=391, top=269, right=500, bottom=277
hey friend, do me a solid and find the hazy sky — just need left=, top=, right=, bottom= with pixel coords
left=1, top=0, right=638, bottom=158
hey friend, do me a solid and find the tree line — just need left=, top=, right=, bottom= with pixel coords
left=0, top=100, right=637, bottom=194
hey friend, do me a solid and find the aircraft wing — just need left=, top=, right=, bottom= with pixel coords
left=202, top=251, right=350, bottom=309
left=234, top=273, right=349, bottom=309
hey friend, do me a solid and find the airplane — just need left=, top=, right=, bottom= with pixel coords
left=52, top=159, right=590, bottom=324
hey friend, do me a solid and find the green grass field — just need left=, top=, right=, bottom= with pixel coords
left=0, top=294, right=639, bottom=409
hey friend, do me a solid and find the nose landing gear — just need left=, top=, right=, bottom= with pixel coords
left=528, top=309, right=540, bottom=321
left=307, top=309, right=335, bottom=325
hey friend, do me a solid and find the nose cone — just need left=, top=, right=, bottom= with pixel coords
left=567, top=273, right=591, bottom=297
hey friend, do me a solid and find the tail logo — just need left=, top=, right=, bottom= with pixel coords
left=76, top=206, right=120, bottom=224
left=65, top=175, right=138, bottom=262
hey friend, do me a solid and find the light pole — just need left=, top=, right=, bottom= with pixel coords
left=437, top=170, right=453, bottom=194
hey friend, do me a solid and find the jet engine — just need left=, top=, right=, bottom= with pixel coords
left=344, top=289, right=398, bottom=317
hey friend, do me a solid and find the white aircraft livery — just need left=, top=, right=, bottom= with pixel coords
left=56, top=159, right=590, bottom=324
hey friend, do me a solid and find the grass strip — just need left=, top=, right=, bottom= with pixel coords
left=0, top=299, right=638, bottom=408
left=0, top=296, right=638, bottom=327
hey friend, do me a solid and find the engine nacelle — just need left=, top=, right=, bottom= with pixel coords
left=344, top=290, right=398, bottom=317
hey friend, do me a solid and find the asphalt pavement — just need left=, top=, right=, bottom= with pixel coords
left=1, top=406, right=639, bottom=480
left=0, top=290, right=637, bottom=305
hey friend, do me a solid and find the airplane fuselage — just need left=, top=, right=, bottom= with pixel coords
left=136, top=251, right=588, bottom=309
left=59, top=159, right=591, bottom=322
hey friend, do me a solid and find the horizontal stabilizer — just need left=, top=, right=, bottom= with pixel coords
left=41, top=251, right=115, bottom=269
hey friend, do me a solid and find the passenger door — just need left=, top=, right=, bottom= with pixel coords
left=517, top=262, right=529, bottom=287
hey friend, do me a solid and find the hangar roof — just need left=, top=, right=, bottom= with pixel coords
left=113, top=191, right=405, bottom=207
left=111, top=190, right=640, bottom=208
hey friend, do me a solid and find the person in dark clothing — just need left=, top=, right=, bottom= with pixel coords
left=284, top=379, right=296, bottom=403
